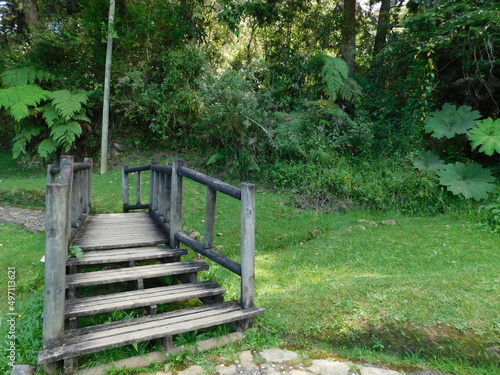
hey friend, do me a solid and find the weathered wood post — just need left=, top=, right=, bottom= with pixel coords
left=42, top=157, right=74, bottom=372
left=240, top=183, right=256, bottom=310
left=204, top=187, right=217, bottom=250
left=122, top=165, right=129, bottom=212
left=60, top=156, right=74, bottom=251
left=149, top=162, right=157, bottom=213
left=83, top=157, right=93, bottom=216
left=170, top=159, right=183, bottom=248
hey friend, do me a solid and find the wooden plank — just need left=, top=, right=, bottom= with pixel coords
left=71, top=213, right=168, bottom=250
left=66, top=247, right=187, bottom=266
left=38, top=302, right=265, bottom=364
left=65, top=280, right=225, bottom=317
left=66, top=261, right=209, bottom=287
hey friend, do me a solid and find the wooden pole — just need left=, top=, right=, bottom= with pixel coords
left=84, top=157, right=93, bottom=215
left=204, top=187, right=217, bottom=250
left=100, top=0, right=115, bottom=174
left=240, top=183, right=256, bottom=309
left=136, top=171, right=142, bottom=206
left=60, top=155, right=74, bottom=245
left=43, top=183, right=70, bottom=351
left=122, top=166, right=129, bottom=212
left=170, top=159, right=183, bottom=248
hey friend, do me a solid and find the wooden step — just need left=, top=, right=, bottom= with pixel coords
left=66, top=261, right=209, bottom=288
left=65, top=280, right=226, bottom=318
left=38, top=301, right=265, bottom=364
left=67, top=246, right=187, bottom=266
left=71, top=213, right=168, bottom=250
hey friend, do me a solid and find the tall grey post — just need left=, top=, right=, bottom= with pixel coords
left=240, top=183, right=256, bottom=309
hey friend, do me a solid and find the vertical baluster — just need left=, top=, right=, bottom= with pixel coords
left=164, top=169, right=171, bottom=223
left=136, top=171, right=142, bottom=206
left=122, top=166, right=129, bottom=212
left=204, top=187, right=217, bottom=250
left=170, top=159, right=183, bottom=248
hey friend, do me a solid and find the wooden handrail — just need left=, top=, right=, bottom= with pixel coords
left=122, top=160, right=257, bottom=309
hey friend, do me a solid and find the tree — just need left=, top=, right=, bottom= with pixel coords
left=342, top=0, right=356, bottom=75
left=21, top=0, right=38, bottom=30
left=100, top=0, right=115, bottom=174
left=373, top=0, right=391, bottom=56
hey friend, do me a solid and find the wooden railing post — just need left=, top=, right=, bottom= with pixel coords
left=204, top=187, right=217, bottom=250
left=240, top=183, right=256, bottom=309
left=122, top=165, right=129, bottom=212
left=60, top=155, right=74, bottom=245
left=43, top=183, right=70, bottom=357
left=170, top=159, right=183, bottom=248
left=84, top=157, right=93, bottom=215
left=163, top=169, right=171, bottom=224
left=149, top=162, right=157, bottom=212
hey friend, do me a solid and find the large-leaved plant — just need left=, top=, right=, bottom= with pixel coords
left=412, top=103, right=497, bottom=200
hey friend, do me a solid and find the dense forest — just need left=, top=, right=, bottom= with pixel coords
left=1, top=0, right=499, bottom=214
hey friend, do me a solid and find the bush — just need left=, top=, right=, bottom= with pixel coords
left=270, top=156, right=458, bottom=215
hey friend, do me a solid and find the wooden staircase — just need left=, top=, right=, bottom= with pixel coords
left=39, top=158, right=264, bottom=373
left=38, top=212, right=264, bottom=371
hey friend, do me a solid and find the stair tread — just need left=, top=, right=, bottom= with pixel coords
left=71, top=213, right=168, bottom=250
left=38, top=301, right=265, bottom=364
left=65, top=280, right=225, bottom=318
left=67, top=246, right=187, bottom=266
left=66, top=261, right=209, bottom=287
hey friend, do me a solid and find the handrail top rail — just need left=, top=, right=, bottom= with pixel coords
left=124, top=162, right=243, bottom=200
left=50, top=161, right=92, bottom=176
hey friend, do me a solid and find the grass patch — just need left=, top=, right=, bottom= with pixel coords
left=0, top=150, right=498, bottom=374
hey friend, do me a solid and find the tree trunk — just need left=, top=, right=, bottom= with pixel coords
left=100, top=0, right=115, bottom=174
left=342, top=0, right=356, bottom=75
left=373, top=0, right=391, bottom=57
left=21, top=0, right=38, bottom=30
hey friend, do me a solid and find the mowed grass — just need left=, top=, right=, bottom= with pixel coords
left=0, top=153, right=498, bottom=374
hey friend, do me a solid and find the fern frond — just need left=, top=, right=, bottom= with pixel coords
left=1, top=67, right=54, bottom=87
left=0, top=85, right=50, bottom=121
left=42, top=103, right=61, bottom=127
left=321, top=57, right=349, bottom=102
left=339, top=77, right=362, bottom=104
left=72, top=114, right=91, bottom=123
left=12, top=126, right=44, bottom=158
left=50, top=121, right=82, bottom=151
left=50, top=90, right=89, bottom=120
left=37, top=138, right=58, bottom=159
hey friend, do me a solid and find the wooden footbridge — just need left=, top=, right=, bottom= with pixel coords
left=37, top=156, right=264, bottom=373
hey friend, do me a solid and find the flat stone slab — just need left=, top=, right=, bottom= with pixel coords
left=259, top=348, right=299, bottom=363
left=308, top=359, right=351, bottom=375
left=0, top=205, right=45, bottom=233
left=361, top=367, right=402, bottom=375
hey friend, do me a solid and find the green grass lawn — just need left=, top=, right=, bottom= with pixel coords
left=0, top=153, right=498, bottom=374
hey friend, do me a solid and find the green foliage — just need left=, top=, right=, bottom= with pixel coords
left=424, top=103, right=481, bottom=139
left=437, top=162, right=496, bottom=201
left=411, top=150, right=445, bottom=172
left=0, top=85, right=50, bottom=122
left=482, top=196, right=500, bottom=233
left=1, top=67, right=54, bottom=87
left=321, top=56, right=348, bottom=102
left=69, top=245, right=84, bottom=259
left=469, top=118, right=500, bottom=156
left=49, top=90, right=89, bottom=120
left=0, top=67, right=90, bottom=159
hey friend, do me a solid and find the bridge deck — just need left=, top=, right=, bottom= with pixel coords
left=71, top=212, right=168, bottom=250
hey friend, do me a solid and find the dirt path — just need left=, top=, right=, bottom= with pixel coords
left=0, top=205, right=45, bottom=233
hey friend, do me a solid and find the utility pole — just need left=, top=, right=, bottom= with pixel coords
left=100, top=0, right=115, bottom=174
